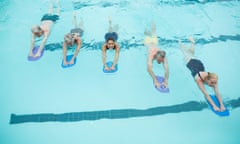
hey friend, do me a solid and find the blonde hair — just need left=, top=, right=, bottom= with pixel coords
left=206, top=72, right=218, bottom=80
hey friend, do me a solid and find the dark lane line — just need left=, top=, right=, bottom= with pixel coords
left=10, top=97, right=240, bottom=124
left=44, top=34, right=240, bottom=51
left=72, top=0, right=240, bottom=10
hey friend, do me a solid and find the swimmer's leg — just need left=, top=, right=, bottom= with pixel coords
left=188, top=36, right=195, bottom=55
left=179, top=39, right=193, bottom=63
left=54, top=0, right=60, bottom=16
left=151, top=21, right=157, bottom=37
left=73, top=11, right=78, bottom=28
left=79, top=17, right=84, bottom=29
left=48, top=2, right=53, bottom=15
left=112, top=24, right=119, bottom=33
left=108, top=17, right=113, bottom=32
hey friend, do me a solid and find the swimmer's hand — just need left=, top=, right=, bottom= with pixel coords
left=220, top=104, right=226, bottom=112
left=154, top=80, right=160, bottom=89
left=63, top=60, right=68, bottom=66
left=110, top=65, right=115, bottom=70
left=161, top=81, right=168, bottom=88
left=69, top=58, right=75, bottom=65
left=34, top=51, right=41, bottom=57
left=213, top=105, right=221, bottom=112
left=104, top=65, right=110, bottom=71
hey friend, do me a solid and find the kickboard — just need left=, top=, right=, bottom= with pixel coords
left=103, top=61, right=118, bottom=73
left=28, top=46, right=44, bottom=61
left=61, top=55, right=77, bottom=68
left=155, top=76, right=169, bottom=93
left=208, top=95, right=230, bottom=117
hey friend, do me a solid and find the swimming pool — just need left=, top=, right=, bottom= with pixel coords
left=1, top=0, right=240, bottom=143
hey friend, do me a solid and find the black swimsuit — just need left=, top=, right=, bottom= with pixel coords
left=186, top=59, right=205, bottom=77
left=41, top=14, right=59, bottom=22
left=70, top=28, right=84, bottom=37
left=104, top=32, right=118, bottom=42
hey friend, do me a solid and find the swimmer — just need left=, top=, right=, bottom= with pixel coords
left=29, top=0, right=60, bottom=58
left=62, top=12, right=83, bottom=66
left=144, top=22, right=169, bottom=89
left=179, top=36, right=226, bottom=112
left=102, top=18, right=120, bottom=71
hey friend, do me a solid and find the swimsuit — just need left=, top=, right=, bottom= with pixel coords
left=70, top=28, right=84, bottom=37
left=105, top=32, right=118, bottom=41
left=41, top=14, right=59, bottom=22
left=186, top=59, right=205, bottom=77
left=144, top=36, right=158, bottom=45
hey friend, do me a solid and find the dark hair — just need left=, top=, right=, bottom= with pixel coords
left=106, top=37, right=115, bottom=43
left=155, top=50, right=166, bottom=58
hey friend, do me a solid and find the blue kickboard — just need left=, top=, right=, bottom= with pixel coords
left=208, top=95, right=230, bottom=117
left=61, top=55, right=77, bottom=68
left=103, top=61, right=118, bottom=73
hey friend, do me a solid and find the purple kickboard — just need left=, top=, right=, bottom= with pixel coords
left=155, top=76, right=169, bottom=93
left=28, top=46, right=44, bottom=61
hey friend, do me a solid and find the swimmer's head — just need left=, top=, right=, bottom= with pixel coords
left=64, top=33, right=74, bottom=46
left=205, top=72, right=218, bottom=87
left=106, top=38, right=115, bottom=49
left=154, top=50, right=166, bottom=63
left=31, top=26, right=43, bottom=37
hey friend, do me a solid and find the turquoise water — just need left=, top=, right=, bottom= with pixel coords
left=0, top=0, right=240, bottom=144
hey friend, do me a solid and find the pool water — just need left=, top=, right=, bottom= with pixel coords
left=0, top=0, right=240, bottom=144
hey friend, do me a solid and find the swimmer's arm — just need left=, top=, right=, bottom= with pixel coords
left=163, top=58, right=169, bottom=85
left=147, top=58, right=156, bottom=82
left=113, top=44, right=120, bottom=67
left=197, top=80, right=217, bottom=108
left=30, top=34, right=35, bottom=53
left=38, top=33, right=49, bottom=52
left=72, top=39, right=82, bottom=60
left=213, top=84, right=224, bottom=106
left=63, top=42, right=67, bottom=62
left=102, top=44, right=107, bottom=67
